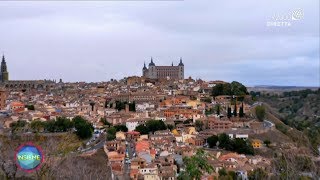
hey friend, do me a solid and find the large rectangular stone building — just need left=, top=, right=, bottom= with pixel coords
left=142, top=58, right=184, bottom=80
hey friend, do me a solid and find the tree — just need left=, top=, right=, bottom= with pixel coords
left=178, top=149, right=213, bottom=180
left=145, top=120, right=167, bottom=133
left=218, top=168, right=236, bottom=180
left=73, top=116, right=94, bottom=139
left=255, top=105, right=266, bottom=121
left=30, top=120, right=45, bottom=132
left=106, top=127, right=116, bottom=140
left=190, top=96, right=197, bottom=100
left=233, top=138, right=254, bottom=155
left=215, top=104, right=221, bottom=115
left=205, top=108, right=214, bottom=116
left=25, top=104, right=35, bottom=110
left=227, top=171, right=236, bottom=180
left=218, top=133, right=232, bottom=150
left=212, top=84, right=224, bottom=97
left=233, top=103, right=237, bottom=117
left=135, top=120, right=168, bottom=134
left=115, top=101, right=126, bottom=111
left=10, top=120, right=27, bottom=133
left=248, top=168, right=268, bottom=180
left=202, top=98, right=212, bottom=103
left=89, top=101, right=95, bottom=111
left=230, top=81, right=248, bottom=96
left=264, top=140, right=271, bottom=147
left=195, top=120, right=204, bottom=131
left=211, top=134, right=254, bottom=155
left=114, top=125, right=128, bottom=132
left=183, top=119, right=193, bottom=124
left=218, top=168, right=228, bottom=176
left=44, top=120, right=56, bottom=132
left=55, top=117, right=73, bottom=132
left=128, top=101, right=136, bottom=112
left=211, top=81, right=248, bottom=97
left=207, top=135, right=219, bottom=148
left=239, top=104, right=244, bottom=118
left=100, top=118, right=111, bottom=127
left=223, top=83, right=232, bottom=96
left=167, top=124, right=174, bottom=131
left=227, top=107, right=232, bottom=119
left=135, top=124, right=149, bottom=135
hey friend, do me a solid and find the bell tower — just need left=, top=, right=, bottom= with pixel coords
left=178, top=57, right=184, bottom=80
left=142, top=61, right=148, bottom=77
left=1, top=55, right=9, bottom=82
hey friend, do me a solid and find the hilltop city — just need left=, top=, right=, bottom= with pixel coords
left=0, top=55, right=319, bottom=180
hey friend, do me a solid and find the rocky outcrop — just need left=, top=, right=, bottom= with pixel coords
left=52, top=149, right=113, bottom=180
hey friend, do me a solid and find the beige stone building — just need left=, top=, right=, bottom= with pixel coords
left=142, top=58, right=184, bottom=80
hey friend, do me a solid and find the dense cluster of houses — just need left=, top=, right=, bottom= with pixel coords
left=0, top=76, right=275, bottom=179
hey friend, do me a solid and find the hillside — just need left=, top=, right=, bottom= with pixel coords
left=257, top=89, right=320, bottom=151
left=0, top=133, right=112, bottom=179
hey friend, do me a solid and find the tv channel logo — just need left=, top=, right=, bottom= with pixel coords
left=15, top=143, right=44, bottom=172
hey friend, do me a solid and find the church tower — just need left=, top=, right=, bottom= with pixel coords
left=178, top=57, right=184, bottom=80
left=148, top=57, right=156, bottom=79
left=142, top=62, right=148, bottom=77
left=1, top=55, right=9, bottom=82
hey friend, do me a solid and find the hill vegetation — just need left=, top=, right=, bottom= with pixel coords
left=211, top=81, right=248, bottom=97
left=0, top=133, right=108, bottom=179
left=257, top=88, right=320, bottom=151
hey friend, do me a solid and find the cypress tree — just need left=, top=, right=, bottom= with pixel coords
left=239, top=107, right=244, bottom=117
left=227, top=106, right=232, bottom=118
left=216, top=104, right=220, bottom=115
left=233, top=103, right=237, bottom=117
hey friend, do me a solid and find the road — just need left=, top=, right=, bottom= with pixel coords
left=81, top=134, right=106, bottom=153
left=81, top=135, right=136, bottom=180
left=122, top=140, right=135, bottom=180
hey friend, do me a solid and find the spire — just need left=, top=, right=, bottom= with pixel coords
left=178, top=57, right=184, bottom=66
left=2, top=54, right=5, bottom=62
left=143, top=61, right=147, bottom=70
left=172, top=62, right=173, bottom=66
left=149, top=57, right=155, bottom=66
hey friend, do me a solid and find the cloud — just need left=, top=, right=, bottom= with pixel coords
left=0, top=0, right=318, bottom=86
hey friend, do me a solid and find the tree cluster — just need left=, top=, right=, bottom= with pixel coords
left=25, top=104, right=35, bottom=110
left=207, top=133, right=254, bottom=155
left=282, top=88, right=319, bottom=98
left=218, top=168, right=236, bottom=180
left=106, top=125, right=128, bottom=141
left=211, top=81, right=248, bottom=97
left=29, top=116, right=93, bottom=139
left=195, top=120, right=204, bottom=131
left=114, top=125, right=128, bottom=132
left=114, top=101, right=136, bottom=112
left=106, top=127, right=117, bottom=141
left=255, top=105, right=266, bottom=121
left=73, top=116, right=94, bottom=139
left=10, top=120, right=27, bottom=133
left=178, top=149, right=213, bottom=180
left=135, top=120, right=167, bottom=134
left=248, top=168, right=268, bottom=180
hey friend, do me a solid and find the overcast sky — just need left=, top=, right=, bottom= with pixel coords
left=0, top=0, right=319, bottom=86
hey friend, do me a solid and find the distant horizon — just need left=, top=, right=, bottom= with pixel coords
left=5, top=76, right=320, bottom=88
